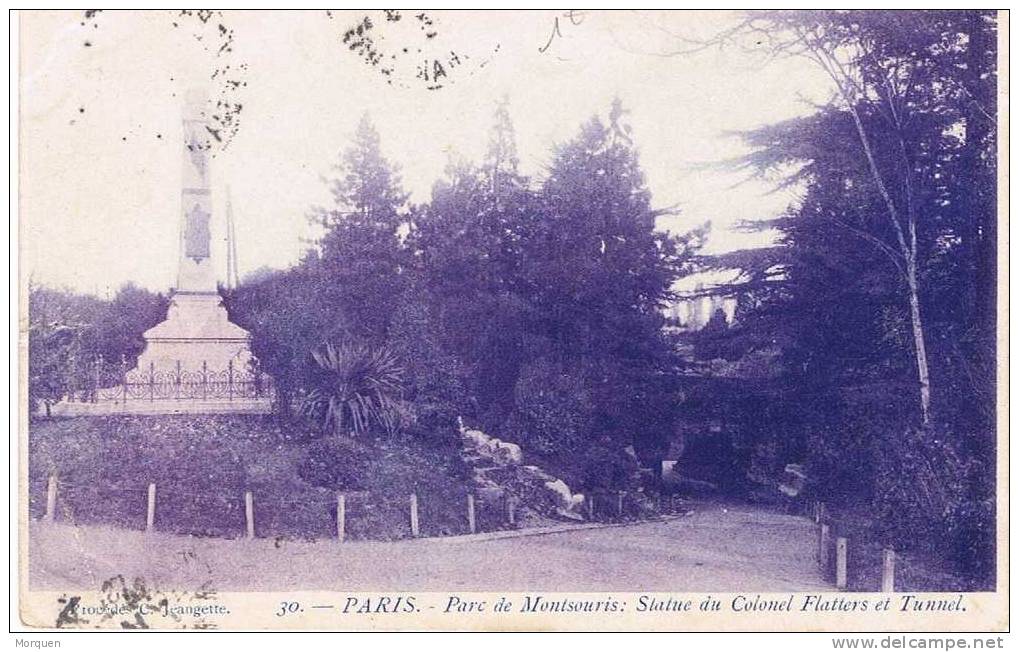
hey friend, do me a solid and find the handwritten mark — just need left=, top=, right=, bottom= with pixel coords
left=539, top=10, right=586, bottom=55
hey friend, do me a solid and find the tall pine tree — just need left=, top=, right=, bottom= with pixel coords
left=314, top=114, right=409, bottom=341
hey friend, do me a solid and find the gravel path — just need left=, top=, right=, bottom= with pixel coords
left=29, top=502, right=830, bottom=592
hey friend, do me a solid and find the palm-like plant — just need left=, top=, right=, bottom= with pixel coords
left=300, top=342, right=406, bottom=437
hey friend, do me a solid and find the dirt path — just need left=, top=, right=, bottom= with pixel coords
left=29, top=502, right=829, bottom=592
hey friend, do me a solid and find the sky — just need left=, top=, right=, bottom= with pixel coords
left=20, top=10, right=833, bottom=296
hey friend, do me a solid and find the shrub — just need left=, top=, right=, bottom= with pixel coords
left=871, top=424, right=994, bottom=586
left=388, top=292, right=472, bottom=439
left=504, top=358, right=593, bottom=460
left=299, top=342, right=406, bottom=437
left=578, top=439, right=639, bottom=492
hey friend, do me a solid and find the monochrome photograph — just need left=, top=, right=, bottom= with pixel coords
left=14, top=9, right=1007, bottom=633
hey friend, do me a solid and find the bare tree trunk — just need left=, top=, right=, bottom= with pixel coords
left=818, top=50, right=934, bottom=426
left=842, top=105, right=933, bottom=425
left=905, top=257, right=932, bottom=424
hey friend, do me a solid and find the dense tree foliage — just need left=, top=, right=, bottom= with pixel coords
left=225, top=98, right=699, bottom=488
left=312, top=114, right=409, bottom=342
left=28, top=283, right=168, bottom=414
left=685, top=10, right=997, bottom=585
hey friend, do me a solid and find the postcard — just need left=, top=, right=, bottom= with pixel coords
left=15, top=9, right=1009, bottom=632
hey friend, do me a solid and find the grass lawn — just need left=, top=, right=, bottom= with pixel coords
left=28, top=414, right=485, bottom=541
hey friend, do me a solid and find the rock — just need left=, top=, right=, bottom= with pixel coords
left=544, top=479, right=583, bottom=513
left=462, top=429, right=489, bottom=448
left=779, top=463, right=807, bottom=497
left=522, top=465, right=555, bottom=482
left=478, top=438, right=498, bottom=457
left=543, top=479, right=570, bottom=508
left=493, top=441, right=523, bottom=465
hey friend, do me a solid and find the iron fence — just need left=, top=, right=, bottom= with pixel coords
left=67, top=357, right=273, bottom=403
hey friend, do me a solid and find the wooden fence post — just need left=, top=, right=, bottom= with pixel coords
left=587, top=494, right=595, bottom=520
left=409, top=493, right=419, bottom=537
left=818, top=523, right=831, bottom=570
left=44, top=475, right=57, bottom=522
left=146, top=483, right=156, bottom=532
left=467, top=494, right=477, bottom=534
left=120, top=354, right=128, bottom=403
left=245, top=491, right=255, bottom=538
left=617, top=491, right=624, bottom=518
left=881, top=548, right=896, bottom=592
left=506, top=495, right=516, bottom=526
left=836, top=537, right=848, bottom=589
left=336, top=493, right=346, bottom=543
left=94, top=355, right=103, bottom=403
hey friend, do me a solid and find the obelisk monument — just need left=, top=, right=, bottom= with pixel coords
left=134, top=90, right=253, bottom=375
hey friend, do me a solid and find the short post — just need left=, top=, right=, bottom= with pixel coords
left=587, top=494, right=595, bottom=520
left=120, top=354, right=128, bottom=403
left=43, top=475, right=57, bottom=522
left=409, top=493, right=419, bottom=537
left=202, top=361, right=208, bottom=400
left=836, top=537, right=848, bottom=589
left=148, top=361, right=155, bottom=401
left=617, top=491, right=624, bottom=518
left=506, top=495, right=516, bottom=526
left=68, top=353, right=79, bottom=402
left=881, top=548, right=896, bottom=592
left=146, top=483, right=156, bottom=532
left=467, top=494, right=476, bottom=534
left=94, top=355, right=103, bottom=403
left=819, top=523, right=831, bottom=570
left=228, top=360, right=234, bottom=402
left=244, top=491, right=255, bottom=538
left=336, top=493, right=346, bottom=543
left=175, top=360, right=182, bottom=400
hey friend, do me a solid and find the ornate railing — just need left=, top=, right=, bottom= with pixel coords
left=68, top=357, right=273, bottom=404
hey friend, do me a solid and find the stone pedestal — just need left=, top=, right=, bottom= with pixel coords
left=136, top=292, right=252, bottom=374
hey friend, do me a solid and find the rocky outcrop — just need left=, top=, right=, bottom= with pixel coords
left=456, top=418, right=586, bottom=521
